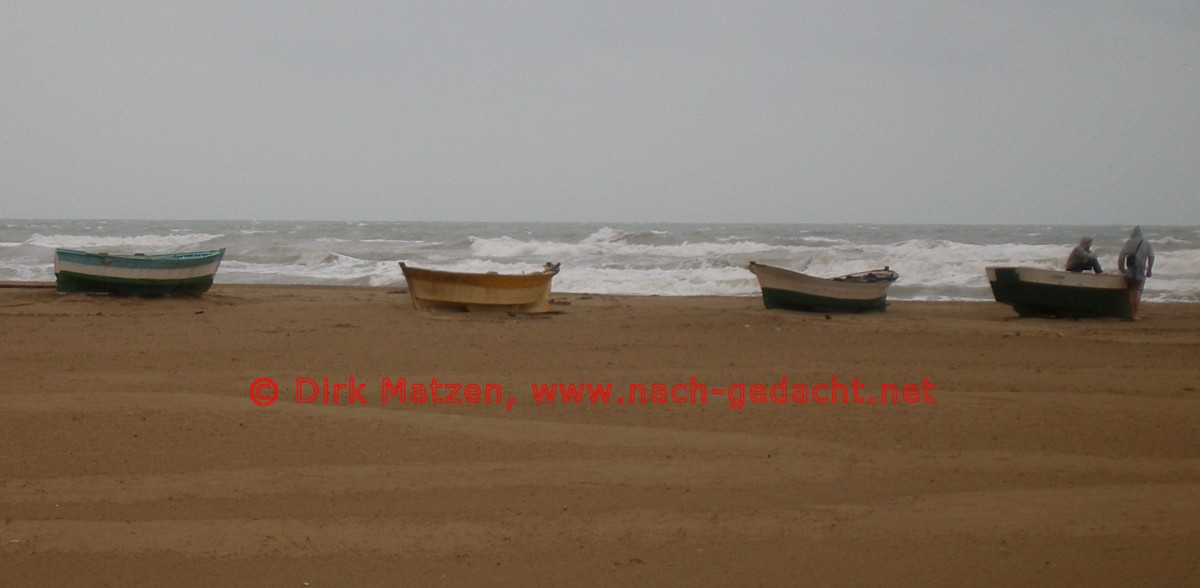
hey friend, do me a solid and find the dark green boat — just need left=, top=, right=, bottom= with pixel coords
left=54, top=248, right=226, bottom=296
left=986, top=266, right=1131, bottom=319
left=748, top=262, right=898, bottom=313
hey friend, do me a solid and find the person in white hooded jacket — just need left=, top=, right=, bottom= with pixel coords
left=1117, top=226, right=1155, bottom=320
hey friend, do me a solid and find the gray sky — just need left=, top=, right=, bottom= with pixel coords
left=2, top=1, right=1197, bottom=224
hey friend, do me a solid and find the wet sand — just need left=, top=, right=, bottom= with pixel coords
left=2, top=285, right=1198, bottom=586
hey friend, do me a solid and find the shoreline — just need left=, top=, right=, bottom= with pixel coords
left=2, top=279, right=1196, bottom=304
left=3, top=284, right=1199, bottom=586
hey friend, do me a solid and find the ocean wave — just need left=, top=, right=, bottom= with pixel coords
left=555, top=266, right=758, bottom=297
left=581, top=226, right=629, bottom=243
left=220, top=256, right=404, bottom=287
left=1150, top=236, right=1191, bottom=245
left=799, top=236, right=853, bottom=245
left=295, top=250, right=342, bottom=265
left=26, top=232, right=224, bottom=251
left=468, top=234, right=788, bottom=261
left=360, top=238, right=430, bottom=244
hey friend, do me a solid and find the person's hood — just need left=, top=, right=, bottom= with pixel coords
left=1079, top=236, right=1093, bottom=247
left=1130, top=226, right=1143, bottom=239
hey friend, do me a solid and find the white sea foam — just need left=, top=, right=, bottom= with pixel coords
left=221, top=255, right=405, bottom=287
left=1151, top=237, right=1191, bottom=245
left=0, top=262, right=52, bottom=281
left=556, top=266, right=757, bottom=296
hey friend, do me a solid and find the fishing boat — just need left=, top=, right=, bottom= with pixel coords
left=747, top=262, right=898, bottom=313
left=985, top=266, right=1131, bottom=318
left=54, top=248, right=226, bottom=296
left=399, top=262, right=561, bottom=313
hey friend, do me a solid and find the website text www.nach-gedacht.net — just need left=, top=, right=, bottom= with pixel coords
left=530, top=376, right=936, bottom=410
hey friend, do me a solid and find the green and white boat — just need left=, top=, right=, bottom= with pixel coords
left=986, top=266, right=1131, bottom=319
left=748, top=261, right=898, bottom=313
left=54, top=248, right=225, bottom=296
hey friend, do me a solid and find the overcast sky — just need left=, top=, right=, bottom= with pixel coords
left=2, top=1, right=1197, bottom=224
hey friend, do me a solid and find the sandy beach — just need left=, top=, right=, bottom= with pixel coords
left=2, top=284, right=1198, bottom=586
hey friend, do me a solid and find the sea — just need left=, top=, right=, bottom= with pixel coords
left=2, top=220, right=1198, bottom=302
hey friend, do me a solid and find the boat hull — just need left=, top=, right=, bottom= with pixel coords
left=399, top=262, right=560, bottom=313
left=54, top=248, right=225, bottom=296
left=748, top=262, right=896, bottom=313
left=986, top=266, right=1131, bottom=319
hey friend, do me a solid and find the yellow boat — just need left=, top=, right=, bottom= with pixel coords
left=399, top=262, right=561, bottom=313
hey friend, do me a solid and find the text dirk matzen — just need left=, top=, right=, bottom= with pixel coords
left=248, top=376, right=513, bottom=409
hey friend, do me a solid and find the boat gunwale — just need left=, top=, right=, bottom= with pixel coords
left=399, top=262, right=560, bottom=289
left=747, top=261, right=897, bottom=300
left=54, top=247, right=226, bottom=262
left=985, top=265, right=1127, bottom=291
